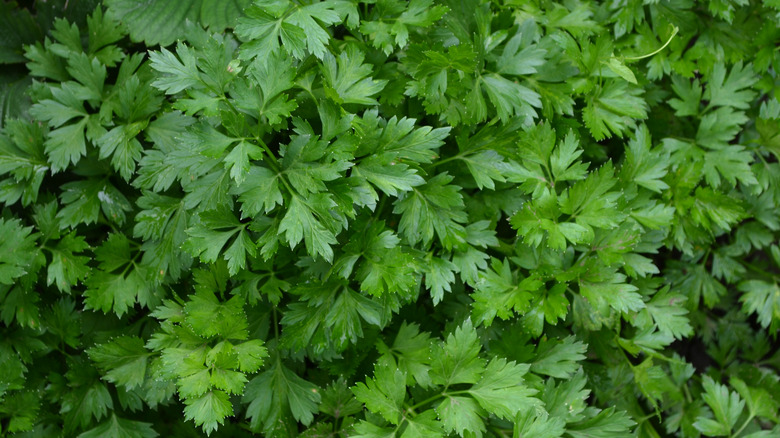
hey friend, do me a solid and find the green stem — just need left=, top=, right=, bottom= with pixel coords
left=623, top=26, right=679, bottom=61
left=255, top=137, right=282, bottom=170
left=740, top=259, right=779, bottom=282
left=278, top=173, right=296, bottom=197
left=406, top=394, right=444, bottom=412
left=731, top=414, right=755, bottom=438
left=682, top=383, right=693, bottom=404
left=405, top=389, right=470, bottom=412
left=372, top=194, right=388, bottom=220
left=429, top=153, right=464, bottom=168
left=272, top=306, right=280, bottom=341
left=495, top=240, right=515, bottom=256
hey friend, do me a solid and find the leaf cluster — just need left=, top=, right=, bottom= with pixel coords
left=1, top=0, right=780, bottom=437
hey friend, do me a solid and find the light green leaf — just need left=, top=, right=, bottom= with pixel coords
left=322, top=45, right=388, bottom=105
left=436, top=396, right=484, bottom=437
left=430, top=319, right=485, bottom=386
left=694, top=376, right=745, bottom=436
left=183, top=390, right=233, bottom=436
left=352, top=363, right=407, bottom=424
left=184, top=290, right=248, bottom=340
left=603, top=58, right=637, bottom=84
left=468, top=358, right=539, bottom=419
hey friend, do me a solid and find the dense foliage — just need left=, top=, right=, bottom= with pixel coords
left=2, top=0, right=780, bottom=436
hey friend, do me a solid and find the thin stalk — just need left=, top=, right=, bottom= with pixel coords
left=731, top=414, right=755, bottom=438
left=623, top=26, right=680, bottom=61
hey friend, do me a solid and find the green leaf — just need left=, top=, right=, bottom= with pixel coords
left=78, top=414, right=158, bottom=438
left=436, top=396, right=484, bottom=437
left=583, top=80, right=647, bottom=140
left=88, top=337, right=151, bottom=390
left=224, top=141, right=263, bottom=185
left=423, top=256, right=457, bottom=304
left=701, top=145, right=757, bottom=188
left=620, top=124, right=670, bottom=193
left=232, top=340, right=269, bottom=373
left=95, top=122, right=147, bottom=181
left=668, top=75, right=702, bottom=116
left=457, top=149, right=508, bottom=190
left=183, top=390, right=233, bottom=436
left=579, top=272, right=644, bottom=315
left=84, top=265, right=152, bottom=318
left=496, top=28, right=547, bottom=76
left=467, top=358, right=539, bottom=419
left=319, top=378, right=363, bottom=419
left=632, top=358, right=681, bottom=412
left=0, top=218, right=38, bottom=285
left=0, top=1, right=41, bottom=64
left=184, top=208, right=256, bottom=275
left=731, top=377, right=780, bottom=422
left=603, top=58, right=637, bottom=84
left=41, top=115, right=89, bottom=172
left=377, top=322, right=433, bottom=388
left=148, top=42, right=202, bottom=95
left=430, top=319, right=485, bottom=386
left=281, top=280, right=384, bottom=352
left=694, top=376, right=745, bottom=436
left=643, top=287, right=693, bottom=339
left=354, top=111, right=450, bottom=164
left=352, top=421, right=397, bottom=438
left=688, top=186, right=746, bottom=232
left=550, top=131, right=588, bottom=183
left=184, top=290, right=248, bottom=340
left=559, top=162, right=623, bottom=231
left=360, top=0, right=448, bottom=55
left=529, top=336, right=587, bottom=379
left=353, top=157, right=425, bottom=196
left=566, top=407, right=636, bottom=438
left=60, top=359, right=115, bottom=432
left=280, top=133, right=352, bottom=196
left=57, top=178, right=132, bottom=228
left=352, top=362, right=406, bottom=424
left=280, top=195, right=339, bottom=262
left=106, top=0, right=251, bottom=46
left=481, top=74, right=541, bottom=123
left=471, top=258, right=541, bottom=325
left=47, top=232, right=90, bottom=293
left=0, top=119, right=47, bottom=206
left=696, top=106, right=748, bottom=150
left=244, top=362, right=321, bottom=432
left=402, top=409, right=444, bottom=438
left=236, top=0, right=356, bottom=60
left=703, top=62, right=757, bottom=110
left=515, top=410, right=566, bottom=438
left=232, top=166, right=283, bottom=215
left=738, top=280, right=780, bottom=331
left=0, top=391, right=40, bottom=434
left=394, top=172, right=466, bottom=249
left=322, top=45, right=388, bottom=105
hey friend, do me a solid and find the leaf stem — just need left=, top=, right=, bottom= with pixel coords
left=405, top=389, right=469, bottom=412
left=731, top=413, right=755, bottom=438
left=623, top=26, right=679, bottom=61
left=272, top=305, right=280, bottom=341
left=406, top=393, right=443, bottom=411
left=430, top=153, right=464, bottom=168
left=740, top=259, right=779, bottom=282
left=255, top=137, right=282, bottom=170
